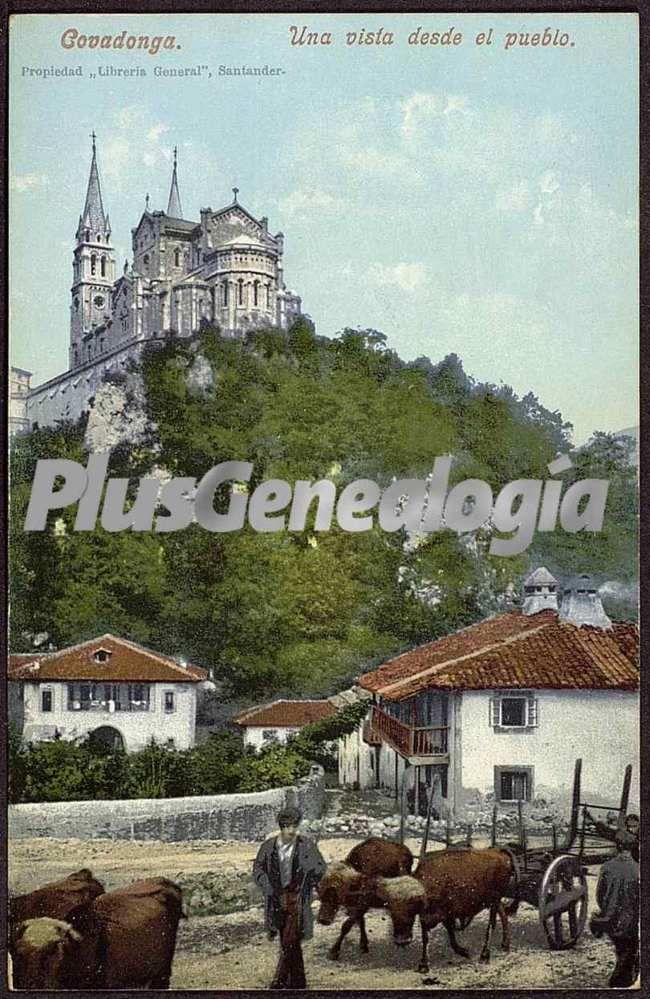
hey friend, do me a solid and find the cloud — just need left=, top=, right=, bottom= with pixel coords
left=400, top=92, right=440, bottom=138
left=112, top=105, right=147, bottom=130
left=147, top=123, right=170, bottom=143
left=443, top=94, right=469, bottom=116
left=367, top=261, right=427, bottom=293
left=539, top=170, right=560, bottom=196
left=495, top=180, right=530, bottom=212
left=11, top=173, right=49, bottom=193
left=278, top=188, right=344, bottom=221
left=98, top=111, right=218, bottom=205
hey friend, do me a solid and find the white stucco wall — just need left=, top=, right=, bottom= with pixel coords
left=243, top=725, right=300, bottom=750
left=460, top=689, right=639, bottom=803
left=21, top=681, right=198, bottom=751
left=338, top=722, right=376, bottom=789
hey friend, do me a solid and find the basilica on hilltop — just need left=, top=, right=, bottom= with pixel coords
left=13, top=135, right=303, bottom=431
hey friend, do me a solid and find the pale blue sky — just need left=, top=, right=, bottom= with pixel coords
left=9, top=13, right=638, bottom=443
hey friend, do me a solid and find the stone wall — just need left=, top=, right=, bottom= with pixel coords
left=9, top=765, right=325, bottom=843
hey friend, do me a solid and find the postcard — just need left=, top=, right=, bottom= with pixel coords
left=6, top=9, right=639, bottom=992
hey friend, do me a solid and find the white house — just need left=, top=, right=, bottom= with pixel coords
left=338, top=570, right=639, bottom=817
left=234, top=699, right=335, bottom=751
left=8, top=633, right=210, bottom=751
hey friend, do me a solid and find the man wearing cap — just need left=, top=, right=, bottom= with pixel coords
left=590, top=830, right=639, bottom=987
left=253, top=806, right=326, bottom=989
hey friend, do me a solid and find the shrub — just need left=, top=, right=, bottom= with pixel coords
left=8, top=701, right=366, bottom=802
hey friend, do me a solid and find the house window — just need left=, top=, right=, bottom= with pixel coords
left=164, top=691, right=175, bottom=713
left=128, top=684, right=150, bottom=711
left=262, top=729, right=279, bottom=743
left=500, top=698, right=527, bottom=727
left=495, top=766, right=534, bottom=803
left=67, top=682, right=150, bottom=712
left=41, top=689, right=53, bottom=712
left=490, top=693, right=538, bottom=729
left=166, top=738, right=176, bottom=749
left=92, top=648, right=111, bottom=664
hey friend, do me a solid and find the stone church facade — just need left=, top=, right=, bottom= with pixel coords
left=18, top=137, right=302, bottom=430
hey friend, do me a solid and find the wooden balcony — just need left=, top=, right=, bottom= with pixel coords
left=369, top=706, right=449, bottom=761
left=362, top=719, right=382, bottom=745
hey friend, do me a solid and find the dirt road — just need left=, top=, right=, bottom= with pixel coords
left=9, top=836, right=623, bottom=990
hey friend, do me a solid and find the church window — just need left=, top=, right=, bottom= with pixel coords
left=94, top=295, right=104, bottom=308
left=222, top=283, right=229, bottom=307
left=97, top=235, right=101, bottom=244
left=143, top=254, right=150, bottom=273
left=253, top=280, right=259, bottom=307
left=237, top=279, right=243, bottom=305
left=91, top=254, right=97, bottom=276
left=85, top=229, right=90, bottom=241
left=175, top=249, right=180, bottom=267
left=74, top=297, right=79, bottom=311
left=100, top=256, right=106, bottom=277
left=266, top=285, right=271, bottom=308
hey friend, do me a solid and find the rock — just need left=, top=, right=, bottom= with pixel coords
left=84, top=373, right=152, bottom=451
left=185, top=353, right=215, bottom=394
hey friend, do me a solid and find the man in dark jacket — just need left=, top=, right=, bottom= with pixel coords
left=590, top=831, right=639, bottom=987
left=253, top=806, right=326, bottom=989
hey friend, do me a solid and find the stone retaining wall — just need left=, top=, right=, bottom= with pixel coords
left=8, top=765, right=325, bottom=842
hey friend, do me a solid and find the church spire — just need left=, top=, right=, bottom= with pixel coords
left=80, top=131, right=107, bottom=232
left=167, top=146, right=183, bottom=218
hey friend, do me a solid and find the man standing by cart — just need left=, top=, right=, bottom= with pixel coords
left=253, top=806, right=326, bottom=989
left=590, top=830, right=639, bottom=988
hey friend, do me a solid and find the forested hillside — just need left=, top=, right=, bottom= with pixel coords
left=10, top=322, right=638, bottom=698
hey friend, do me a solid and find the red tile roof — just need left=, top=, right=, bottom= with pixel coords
left=7, top=634, right=208, bottom=684
left=358, top=611, right=638, bottom=700
left=233, top=700, right=335, bottom=727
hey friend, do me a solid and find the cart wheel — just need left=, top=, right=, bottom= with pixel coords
left=538, top=854, right=588, bottom=950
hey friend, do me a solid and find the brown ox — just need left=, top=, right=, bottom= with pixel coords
left=377, top=847, right=518, bottom=972
left=11, top=877, right=184, bottom=990
left=9, top=869, right=105, bottom=931
left=317, top=837, right=413, bottom=959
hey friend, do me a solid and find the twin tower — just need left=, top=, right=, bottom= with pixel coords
left=69, top=135, right=302, bottom=373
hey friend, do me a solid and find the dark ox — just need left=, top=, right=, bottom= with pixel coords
left=12, top=877, right=184, bottom=990
left=9, top=868, right=105, bottom=932
left=377, top=847, right=518, bottom=972
left=317, top=837, right=413, bottom=959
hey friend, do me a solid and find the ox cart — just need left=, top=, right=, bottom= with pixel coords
left=410, top=758, right=633, bottom=951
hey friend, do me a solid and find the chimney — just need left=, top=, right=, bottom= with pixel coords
left=522, top=566, right=559, bottom=615
left=559, top=573, right=612, bottom=630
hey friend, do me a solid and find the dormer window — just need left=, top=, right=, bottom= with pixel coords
left=92, top=648, right=112, bottom=664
